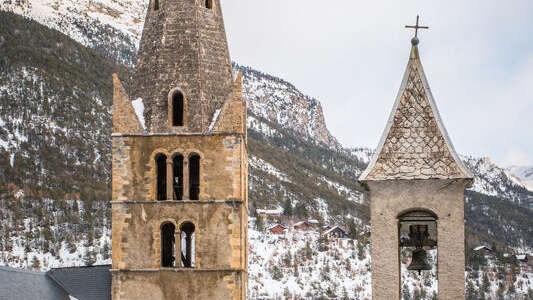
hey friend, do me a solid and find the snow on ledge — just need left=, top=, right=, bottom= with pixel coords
left=208, top=109, right=222, bottom=132
left=132, top=98, right=146, bottom=130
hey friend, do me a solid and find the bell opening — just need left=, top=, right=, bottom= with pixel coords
left=399, top=209, right=438, bottom=297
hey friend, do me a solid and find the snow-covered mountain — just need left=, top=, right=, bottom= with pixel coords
left=508, top=165, right=533, bottom=192
left=463, top=157, right=533, bottom=207
left=1, top=0, right=147, bottom=65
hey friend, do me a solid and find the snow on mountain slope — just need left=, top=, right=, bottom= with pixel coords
left=237, top=64, right=341, bottom=148
left=248, top=220, right=372, bottom=299
left=508, top=165, right=533, bottom=192
left=1, top=0, right=147, bottom=65
left=463, top=156, right=533, bottom=206
left=1, top=2, right=341, bottom=149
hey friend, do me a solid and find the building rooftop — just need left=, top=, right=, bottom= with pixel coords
left=0, top=265, right=111, bottom=300
left=360, top=40, right=473, bottom=181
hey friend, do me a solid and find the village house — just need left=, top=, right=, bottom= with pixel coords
left=324, top=226, right=347, bottom=239
left=268, top=224, right=286, bottom=234
left=257, top=208, right=282, bottom=221
left=293, top=220, right=319, bottom=231
left=473, top=245, right=493, bottom=257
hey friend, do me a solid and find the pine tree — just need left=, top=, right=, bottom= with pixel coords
left=256, top=215, right=265, bottom=232
left=283, top=198, right=292, bottom=217
left=31, top=255, right=41, bottom=270
left=402, top=285, right=411, bottom=300
left=481, top=272, right=490, bottom=295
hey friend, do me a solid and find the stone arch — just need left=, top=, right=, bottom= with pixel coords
left=153, top=0, right=160, bottom=11
left=178, top=221, right=196, bottom=268
left=171, top=152, right=185, bottom=200
left=150, top=149, right=171, bottom=201
left=168, top=88, right=187, bottom=127
left=160, top=222, right=176, bottom=267
left=397, top=208, right=438, bottom=220
left=154, top=153, right=168, bottom=201
left=188, top=153, right=201, bottom=200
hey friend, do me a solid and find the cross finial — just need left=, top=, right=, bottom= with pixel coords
left=405, top=15, right=429, bottom=42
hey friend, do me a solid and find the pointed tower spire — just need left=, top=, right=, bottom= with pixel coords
left=132, top=0, right=234, bottom=133
left=360, top=29, right=473, bottom=181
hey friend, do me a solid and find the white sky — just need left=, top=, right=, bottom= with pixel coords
left=221, top=0, right=533, bottom=167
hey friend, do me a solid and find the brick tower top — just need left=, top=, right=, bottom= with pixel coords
left=132, top=0, right=234, bottom=133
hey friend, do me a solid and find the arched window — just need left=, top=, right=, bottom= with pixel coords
left=205, top=0, right=213, bottom=9
left=161, top=223, right=175, bottom=267
left=189, top=154, right=200, bottom=200
left=153, top=0, right=159, bottom=11
left=173, top=154, right=184, bottom=200
left=180, top=222, right=195, bottom=268
left=155, top=153, right=167, bottom=201
left=172, top=91, right=184, bottom=127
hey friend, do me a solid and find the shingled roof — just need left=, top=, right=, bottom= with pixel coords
left=0, top=266, right=70, bottom=300
left=0, top=265, right=111, bottom=300
left=47, top=265, right=112, bottom=300
left=360, top=41, right=473, bottom=181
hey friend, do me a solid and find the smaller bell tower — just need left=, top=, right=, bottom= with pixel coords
left=359, top=17, right=473, bottom=300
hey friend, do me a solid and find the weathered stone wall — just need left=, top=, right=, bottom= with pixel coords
left=111, top=201, right=246, bottom=270
left=111, top=270, right=245, bottom=300
left=112, top=134, right=245, bottom=201
left=367, top=179, right=469, bottom=300
left=113, top=75, right=143, bottom=134
left=133, top=0, right=234, bottom=133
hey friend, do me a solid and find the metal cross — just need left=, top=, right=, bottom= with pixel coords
left=405, top=15, right=429, bottom=38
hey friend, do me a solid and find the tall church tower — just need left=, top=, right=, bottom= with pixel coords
left=110, top=0, right=248, bottom=298
left=360, top=28, right=473, bottom=299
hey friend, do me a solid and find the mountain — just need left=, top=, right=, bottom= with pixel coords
left=0, top=5, right=532, bottom=299
left=508, top=166, right=533, bottom=193
left=1, top=0, right=146, bottom=66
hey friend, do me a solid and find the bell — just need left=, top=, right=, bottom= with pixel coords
left=407, top=248, right=431, bottom=273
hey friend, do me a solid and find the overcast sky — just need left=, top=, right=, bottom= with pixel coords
left=221, top=0, right=532, bottom=167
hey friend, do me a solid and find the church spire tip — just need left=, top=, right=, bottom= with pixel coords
left=405, top=15, right=429, bottom=45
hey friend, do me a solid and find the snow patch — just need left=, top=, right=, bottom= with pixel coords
left=208, top=109, right=221, bottom=132
left=132, top=98, right=146, bottom=130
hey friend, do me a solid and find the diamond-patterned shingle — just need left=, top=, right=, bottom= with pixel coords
left=360, top=45, right=473, bottom=181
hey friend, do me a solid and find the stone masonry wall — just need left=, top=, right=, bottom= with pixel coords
left=367, top=179, right=469, bottom=300
left=111, top=201, right=245, bottom=270
left=111, top=270, right=245, bottom=300
left=112, top=134, right=245, bottom=201
left=132, top=0, right=234, bottom=133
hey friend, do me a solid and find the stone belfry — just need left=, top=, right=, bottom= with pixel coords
left=360, top=17, right=473, bottom=300
left=110, top=0, right=248, bottom=299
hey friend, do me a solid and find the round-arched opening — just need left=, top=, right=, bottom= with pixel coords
left=180, top=222, right=196, bottom=268
left=155, top=153, right=167, bottom=201
left=171, top=90, right=184, bottom=127
left=161, top=222, right=175, bottom=267
left=153, top=0, right=159, bottom=11
left=189, top=153, right=200, bottom=200
left=205, top=0, right=213, bottom=9
left=398, top=208, right=438, bottom=296
left=172, top=154, right=184, bottom=200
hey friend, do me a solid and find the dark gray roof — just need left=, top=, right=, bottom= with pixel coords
left=46, top=265, right=111, bottom=300
left=0, top=266, right=70, bottom=300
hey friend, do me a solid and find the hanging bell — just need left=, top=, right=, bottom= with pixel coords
left=407, top=248, right=431, bottom=273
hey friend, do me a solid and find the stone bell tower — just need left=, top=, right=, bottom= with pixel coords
left=359, top=19, right=473, bottom=300
left=110, top=0, right=248, bottom=299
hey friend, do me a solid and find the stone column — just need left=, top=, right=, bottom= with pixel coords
left=183, top=160, right=189, bottom=200
left=166, top=159, right=173, bottom=200
left=175, top=230, right=180, bottom=268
